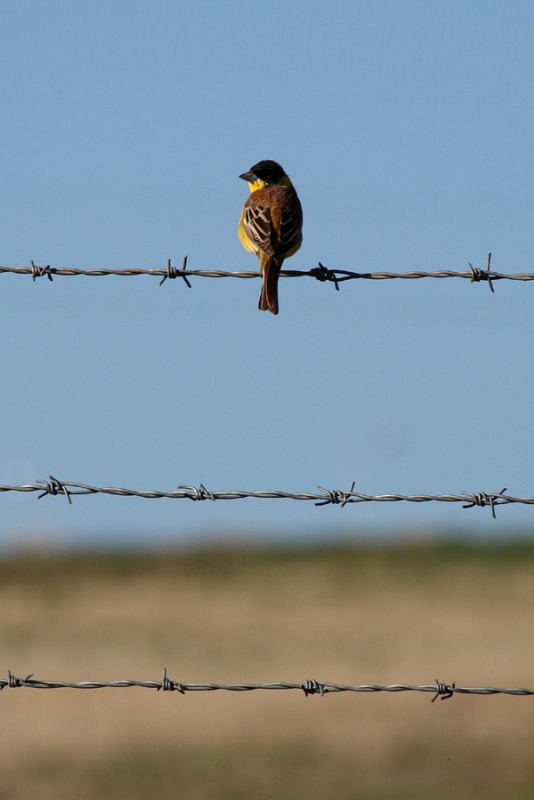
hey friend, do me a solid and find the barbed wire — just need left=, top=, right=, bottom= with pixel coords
left=0, top=476, right=531, bottom=517
left=0, top=254, right=529, bottom=292
left=1, top=670, right=533, bottom=702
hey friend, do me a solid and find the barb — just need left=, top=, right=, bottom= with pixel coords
left=432, top=679, right=456, bottom=702
left=309, top=263, right=341, bottom=290
left=2, top=254, right=533, bottom=292
left=315, top=482, right=356, bottom=507
left=159, top=256, right=191, bottom=288
left=469, top=253, right=495, bottom=292
left=1, top=669, right=534, bottom=701
left=0, top=476, right=533, bottom=517
left=31, top=260, right=53, bottom=282
left=461, top=488, right=508, bottom=519
left=36, top=475, right=72, bottom=504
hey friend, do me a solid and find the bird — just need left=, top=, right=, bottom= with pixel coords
left=238, top=159, right=303, bottom=315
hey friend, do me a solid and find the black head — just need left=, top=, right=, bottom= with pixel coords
left=239, top=160, right=287, bottom=185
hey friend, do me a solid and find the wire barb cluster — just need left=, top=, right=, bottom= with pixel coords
left=2, top=254, right=533, bottom=292
left=468, top=253, right=495, bottom=292
left=0, top=476, right=532, bottom=517
left=2, top=670, right=533, bottom=702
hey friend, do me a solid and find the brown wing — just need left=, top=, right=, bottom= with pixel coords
left=243, top=195, right=275, bottom=256
left=278, top=192, right=303, bottom=258
left=243, top=186, right=302, bottom=259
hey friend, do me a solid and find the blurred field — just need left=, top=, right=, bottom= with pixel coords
left=1, top=541, right=534, bottom=798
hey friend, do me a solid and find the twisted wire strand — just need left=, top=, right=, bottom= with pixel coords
left=0, top=254, right=528, bottom=291
left=2, top=671, right=533, bottom=701
left=0, top=477, right=529, bottom=517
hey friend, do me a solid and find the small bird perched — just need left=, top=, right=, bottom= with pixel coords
left=238, top=159, right=303, bottom=315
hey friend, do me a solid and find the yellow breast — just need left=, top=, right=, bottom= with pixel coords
left=238, top=206, right=258, bottom=253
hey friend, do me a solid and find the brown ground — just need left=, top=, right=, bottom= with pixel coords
left=0, top=541, right=534, bottom=798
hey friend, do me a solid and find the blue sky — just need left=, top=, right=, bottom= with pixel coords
left=1, top=0, right=534, bottom=547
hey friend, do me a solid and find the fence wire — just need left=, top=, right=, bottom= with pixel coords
left=0, top=254, right=529, bottom=292
left=0, top=476, right=530, bottom=517
left=1, top=671, right=533, bottom=702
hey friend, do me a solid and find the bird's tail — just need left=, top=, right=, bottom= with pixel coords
left=258, top=253, right=282, bottom=315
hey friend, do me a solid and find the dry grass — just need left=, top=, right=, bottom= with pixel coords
left=1, top=541, right=534, bottom=798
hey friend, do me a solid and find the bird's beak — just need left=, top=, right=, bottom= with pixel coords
left=239, top=171, right=257, bottom=182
